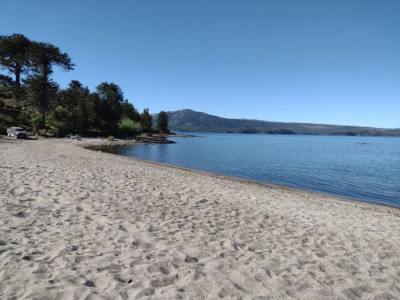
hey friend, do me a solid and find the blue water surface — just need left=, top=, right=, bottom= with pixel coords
left=103, top=133, right=400, bottom=207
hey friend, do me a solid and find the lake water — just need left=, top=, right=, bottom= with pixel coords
left=100, top=133, right=400, bottom=207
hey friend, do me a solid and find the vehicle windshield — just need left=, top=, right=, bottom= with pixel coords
left=14, top=128, right=24, bottom=131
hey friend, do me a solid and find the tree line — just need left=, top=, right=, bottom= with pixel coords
left=0, top=33, right=169, bottom=137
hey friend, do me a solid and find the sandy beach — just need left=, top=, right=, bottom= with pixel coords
left=1, top=138, right=400, bottom=300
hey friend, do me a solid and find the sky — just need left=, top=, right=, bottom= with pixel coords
left=0, top=0, right=399, bottom=128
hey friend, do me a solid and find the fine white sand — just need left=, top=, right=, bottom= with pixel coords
left=1, top=138, right=400, bottom=300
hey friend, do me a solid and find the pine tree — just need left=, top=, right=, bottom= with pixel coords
left=157, top=111, right=169, bottom=133
left=140, top=108, right=153, bottom=133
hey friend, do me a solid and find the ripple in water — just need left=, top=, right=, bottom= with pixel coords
left=99, top=134, right=400, bottom=207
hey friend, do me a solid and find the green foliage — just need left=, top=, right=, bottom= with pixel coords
left=0, top=99, right=12, bottom=134
left=38, top=128, right=58, bottom=138
left=29, top=41, right=74, bottom=76
left=140, top=108, right=153, bottom=133
left=95, top=82, right=124, bottom=134
left=26, top=41, right=74, bottom=128
left=157, top=111, right=169, bottom=133
left=118, top=118, right=142, bottom=136
left=0, top=33, right=164, bottom=138
left=54, top=80, right=93, bottom=134
left=25, top=75, right=59, bottom=128
left=31, top=111, right=41, bottom=134
left=0, top=86, right=32, bottom=133
left=50, top=105, right=72, bottom=136
left=0, top=34, right=31, bottom=86
left=121, top=100, right=140, bottom=121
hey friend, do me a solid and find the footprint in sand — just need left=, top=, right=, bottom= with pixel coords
left=14, top=211, right=26, bottom=218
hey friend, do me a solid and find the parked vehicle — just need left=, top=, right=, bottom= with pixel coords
left=7, top=127, right=28, bottom=139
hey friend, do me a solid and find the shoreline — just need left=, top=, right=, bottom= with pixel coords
left=82, top=137, right=400, bottom=212
left=1, top=138, right=400, bottom=299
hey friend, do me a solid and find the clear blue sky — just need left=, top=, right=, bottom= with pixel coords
left=1, top=0, right=399, bottom=128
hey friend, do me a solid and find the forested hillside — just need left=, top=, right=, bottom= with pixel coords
left=161, top=109, right=400, bottom=136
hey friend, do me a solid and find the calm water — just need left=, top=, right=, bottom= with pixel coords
left=100, top=134, right=400, bottom=207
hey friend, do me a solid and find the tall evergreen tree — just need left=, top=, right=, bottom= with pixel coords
left=157, top=111, right=169, bottom=133
left=0, top=34, right=31, bottom=87
left=54, top=80, right=92, bottom=134
left=26, top=75, right=58, bottom=128
left=95, top=82, right=124, bottom=134
left=140, top=108, right=153, bottom=133
left=28, top=41, right=74, bottom=128
left=121, top=100, right=140, bottom=122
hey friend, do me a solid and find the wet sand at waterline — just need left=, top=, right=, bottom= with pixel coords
left=1, top=138, right=400, bottom=299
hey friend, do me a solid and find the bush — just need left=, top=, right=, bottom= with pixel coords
left=31, top=111, right=41, bottom=134
left=0, top=112, right=12, bottom=135
left=38, top=128, right=58, bottom=137
left=118, top=118, right=142, bottom=137
left=0, top=121, right=7, bottom=135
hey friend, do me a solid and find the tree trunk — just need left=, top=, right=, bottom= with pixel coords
left=15, top=64, right=21, bottom=87
left=39, top=72, right=48, bottom=129
left=41, top=109, right=46, bottom=129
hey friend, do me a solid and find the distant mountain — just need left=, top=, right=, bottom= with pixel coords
left=155, top=109, right=400, bottom=136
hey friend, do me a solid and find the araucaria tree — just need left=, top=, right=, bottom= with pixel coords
left=157, top=111, right=169, bottom=133
left=0, top=34, right=31, bottom=87
left=28, top=42, right=74, bottom=128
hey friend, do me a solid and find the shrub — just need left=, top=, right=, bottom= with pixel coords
left=0, top=111, right=12, bottom=135
left=118, top=118, right=142, bottom=137
left=31, top=111, right=41, bottom=134
left=38, top=128, right=58, bottom=137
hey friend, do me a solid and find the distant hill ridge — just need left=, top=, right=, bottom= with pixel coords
left=155, top=109, right=400, bottom=136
